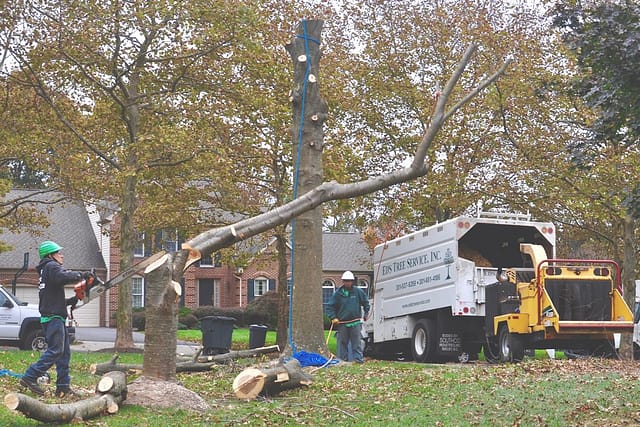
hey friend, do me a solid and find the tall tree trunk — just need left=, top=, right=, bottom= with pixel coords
left=276, top=230, right=289, bottom=350
left=285, top=20, right=329, bottom=356
left=115, top=73, right=142, bottom=350
left=114, top=174, right=137, bottom=349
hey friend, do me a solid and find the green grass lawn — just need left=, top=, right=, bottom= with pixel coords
left=177, top=328, right=339, bottom=354
left=1, top=330, right=638, bottom=426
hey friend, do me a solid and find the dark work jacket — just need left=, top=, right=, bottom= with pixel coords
left=326, top=286, right=370, bottom=322
left=36, top=257, right=82, bottom=319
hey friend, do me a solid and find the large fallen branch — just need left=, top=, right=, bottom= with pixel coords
left=91, top=346, right=281, bottom=376
left=4, top=371, right=127, bottom=423
left=232, top=358, right=313, bottom=400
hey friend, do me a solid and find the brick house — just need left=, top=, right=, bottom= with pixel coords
left=0, top=190, right=373, bottom=327
left=104, top=217, right=373, bottom=327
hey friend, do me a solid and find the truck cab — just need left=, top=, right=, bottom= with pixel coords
left=0, top=285, right=46, bottom=351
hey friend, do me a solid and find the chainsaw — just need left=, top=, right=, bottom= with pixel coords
left=73, top=250, right=167, bottom=306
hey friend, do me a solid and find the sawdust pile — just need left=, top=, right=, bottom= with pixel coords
left=125, top=376, right=210, bottom=412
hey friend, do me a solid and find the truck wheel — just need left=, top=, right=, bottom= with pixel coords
left=411, top=319, right=436, bottom=363
left=483, top=338, right=501, bottom=364
left=498, top=325, right=524, bottom=363
left=22, top=328, right=47, bottom=352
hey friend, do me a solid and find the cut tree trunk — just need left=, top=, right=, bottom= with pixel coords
left=91, top=346, right=281, bottom=376
left=4, top=371, right=126, bottom=423
left=232, top=358, right=313, bottom=400
left=285, top=19, right=330, bottom=357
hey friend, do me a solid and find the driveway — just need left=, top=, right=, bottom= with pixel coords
left=74, top=327, right=145, bottom=343
left=71, top=327, right=198, bottom=355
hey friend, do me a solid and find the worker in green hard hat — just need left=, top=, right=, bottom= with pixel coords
left=20, top=240, right=90, bottom=398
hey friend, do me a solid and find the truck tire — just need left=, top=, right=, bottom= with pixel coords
left=411, top=319, right=436, bottom=363
left=483, top=338, right=501, bottom=364
left=22, top=328, right=47, bottom=352
left=498, top=324, right=524, bottom=363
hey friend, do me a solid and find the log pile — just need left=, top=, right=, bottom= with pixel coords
left=90, top=345, right=281, bottom=376
left=232, top=358, right=313, bottom=400
left=4, top=371, right=127, bottom=423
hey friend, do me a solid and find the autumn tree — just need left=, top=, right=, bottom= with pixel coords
left=549, top=0, right=640, bottom=306
left=318, top=0, right=550, bottom=230
left=0, top=1, right=281, bottom=349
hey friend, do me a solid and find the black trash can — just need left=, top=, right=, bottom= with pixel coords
left=249, top=324, right=268, bottom=349
left=200, top=316, right=235, bottom=355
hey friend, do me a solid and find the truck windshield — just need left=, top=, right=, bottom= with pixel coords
left=1, top=287, right=27, bottom=306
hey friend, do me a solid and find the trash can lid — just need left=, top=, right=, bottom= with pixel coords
left=249, top=324, right=268, bottom=328
left=202, top=316, right=236, bottom=321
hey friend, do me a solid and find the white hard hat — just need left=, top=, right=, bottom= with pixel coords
left=341, top=271, right=355, bottom=281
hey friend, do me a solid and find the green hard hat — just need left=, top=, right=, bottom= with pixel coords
left=39, top=241, right=62, bottom=258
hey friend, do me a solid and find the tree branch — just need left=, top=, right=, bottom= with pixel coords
left=185, top=44, right=511, bottom=258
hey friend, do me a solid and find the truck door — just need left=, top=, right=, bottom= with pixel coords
left=0, top=288, right=21, bottom=339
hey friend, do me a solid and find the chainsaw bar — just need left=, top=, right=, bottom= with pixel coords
left=81, top=251, right=167, bottom=305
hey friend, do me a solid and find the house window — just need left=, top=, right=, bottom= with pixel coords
left=162, top=229, right=179, bottom=252
left=134, top=233, right=145, bottom=257
left=198, top=279, right=220, bottom=306
left=357, top=278, right=371, bottom=298
left=322, top=279, right=336, bottom=313
left=199, top=252, right=222, bottom=267
left=254, top=278, right=269, bottom=298
left=132, top=276, right=144, bottom=308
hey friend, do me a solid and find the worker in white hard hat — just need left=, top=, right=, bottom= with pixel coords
left=326, top=270, right=370, bottom=363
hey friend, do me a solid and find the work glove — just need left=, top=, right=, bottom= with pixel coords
left=331, top=318, right=340, bottom=325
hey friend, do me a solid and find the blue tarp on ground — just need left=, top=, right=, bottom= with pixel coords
left=292, top=351, right=340, bottom=367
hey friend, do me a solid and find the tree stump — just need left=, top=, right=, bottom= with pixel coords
left=4, top=371, right=127, bottom=423
left=232, top=358, right=313, bottom=399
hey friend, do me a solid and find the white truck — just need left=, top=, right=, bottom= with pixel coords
left=363, top=212, right=634, bottom=363
left=0, top=284, right=47, bottom=351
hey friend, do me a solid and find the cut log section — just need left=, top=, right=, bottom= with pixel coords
left=4, top=371, right=127, bottom=423
left=233, top=358, right=313, bottom=400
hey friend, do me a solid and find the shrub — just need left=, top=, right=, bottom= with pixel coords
left=244, top=290, right=279, bottom=329
left=192, top=306, right=245, bottom=326
left=179, top=313, right=199, bottom=329
left=132, top=308, right=146, bottom=331
left=323, top=314, right=332, bottom=330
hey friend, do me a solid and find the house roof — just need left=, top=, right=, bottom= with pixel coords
left=322, top=232, right=372, bottom=272
left=0, top=189, right=106, bottom=271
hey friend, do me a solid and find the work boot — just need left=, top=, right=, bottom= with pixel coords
left=55, top=388, right=81, bottom=399
left=19, top=377, right=45, bottom=396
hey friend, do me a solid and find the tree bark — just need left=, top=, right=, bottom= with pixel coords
left=232, top=358, right=312, bottom=399
left=4, top=371, right=126, bottom=423
left=142, top=253, right=179, bottom=381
